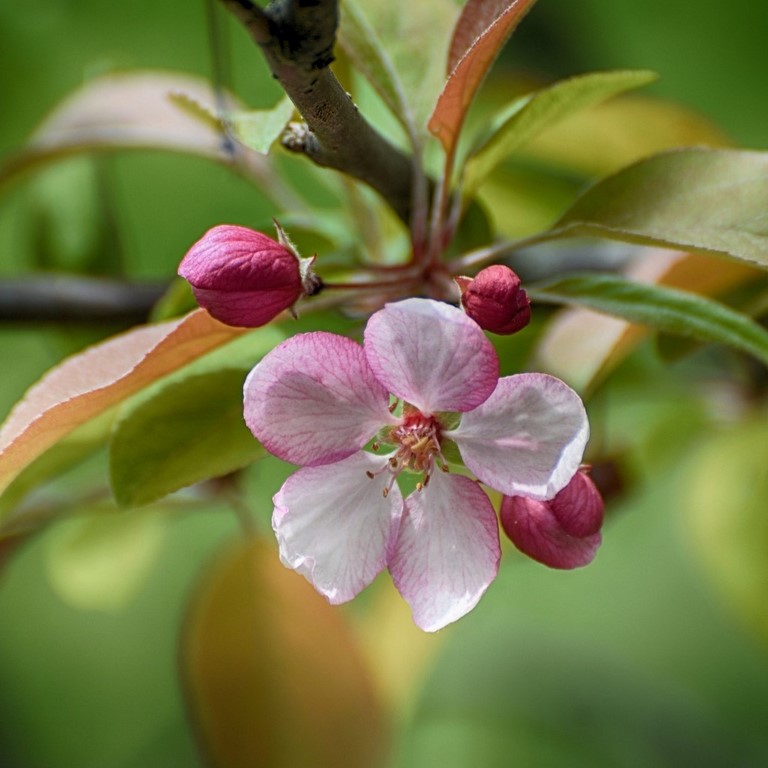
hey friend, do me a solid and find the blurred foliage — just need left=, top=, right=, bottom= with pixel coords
left=1, top=0, right=768, bottom=766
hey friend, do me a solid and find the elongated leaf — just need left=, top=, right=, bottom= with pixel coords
left=341, top=0, right=458, bottom=136
left=547, top=148, right=768, bottom=269
left=338, top=3, right=414, bottom=137
left=109, top=325, right=288, bottom=508
left=535, top=249, right=758, bottom=393
left=529, top=272, right=768, bottom=366
left=0, top=310, right=245, bottom=498
left=110, top=368, right=264, bottom=507
left=463, top=69, right=658, bottom=197
left=429, top=0, right=539, bottom=155
left=0, top=71, right=273, bottom=192
left=228, top=97, right=295, bottom=155
left=183, top=538, right=388, bottom=768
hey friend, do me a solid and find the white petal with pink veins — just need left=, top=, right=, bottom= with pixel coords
left=273, top=451, right=403, bottom=604
left=389, top=472, right=500, bottom=632
left=244, top=332, right=396, bottom=467
left=449, top=373, right=588, bottom=500
left=364, top=298, right=498, bottom=414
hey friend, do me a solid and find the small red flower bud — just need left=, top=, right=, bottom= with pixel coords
left=456, top=264, right=531, bottom=335
left=499, top=469, right=604, bottom=569
left=178, top=223, right=321, bottom=328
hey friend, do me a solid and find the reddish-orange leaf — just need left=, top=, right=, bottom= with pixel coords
left=429, top=0, right=539, bottom=155
left=183, top=538, right=388, bottom=768
left=0, top=310, right=245, bottom=496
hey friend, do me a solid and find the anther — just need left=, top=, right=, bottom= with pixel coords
left=366, top=470, right=375, bottom=479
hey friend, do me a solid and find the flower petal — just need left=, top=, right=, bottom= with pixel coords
left=449, top=374, right=588, bottom=500
left=364, top=298, right=498, bottom=414
left=500, top=493, right=601, bottom=569
left=389, top=472, right=500, bottom=632
left=244, top=332, right=395, bottom=466
left=273, top=451, right=403, bottom=603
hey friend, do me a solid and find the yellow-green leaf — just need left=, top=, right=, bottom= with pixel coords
left=685, top=414, right=768, bottom=643
left=45, top=507, right=167, bottom=612
left=228, top=97, right=295, bottom=155
left=183, top=538, right=388, bottom=768
left=109, top=368, right=264, bottom=508
left=463, top=69, right=658, bottom=197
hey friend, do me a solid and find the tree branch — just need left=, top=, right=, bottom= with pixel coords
left=219, top=0, right=416, bottom=222
left=0, top=277, right=168, bottom=323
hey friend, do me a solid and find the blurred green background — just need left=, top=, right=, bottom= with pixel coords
left=1, top=1, right=768, bottom=766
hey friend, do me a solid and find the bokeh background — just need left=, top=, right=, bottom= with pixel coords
left=1, top=1, right=768, bottom=766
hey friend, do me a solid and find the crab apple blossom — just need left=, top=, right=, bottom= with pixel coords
left=178, top=223, right=321, bottom=328
left=500, top=469, right=604, bottom=569
left=243, top=298, right=590, bottom=631
left=456, top=264, right=531, bottom=335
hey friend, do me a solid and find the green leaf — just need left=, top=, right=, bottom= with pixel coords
left=546, top=148, right=768, bottom=269
left=462, top=69, right=658, bottom=197
left=228, top=97, right=295, bottom=155
left=529, top=273, right=768, bottom=366
left=685, top=414, right=768, bottom=643
left=108, top=314, right=342, bottom=508
left=109, top=368, right=263, bottom=508
left=338, top=2, right=415, bottom=138
left=341, top=0, right=459, bottom=137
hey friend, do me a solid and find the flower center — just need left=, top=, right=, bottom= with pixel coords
left=368, top=405, right=448, bottom=496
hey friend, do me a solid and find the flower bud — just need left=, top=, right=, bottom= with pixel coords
left=456, top=264, right=531, bottom=335
left=178, top=223, right=321, bottom=328
left=499, top=469, right=604, bottom=569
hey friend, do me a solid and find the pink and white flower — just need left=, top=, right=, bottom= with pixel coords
left=244, top=298, right=590, bottom=631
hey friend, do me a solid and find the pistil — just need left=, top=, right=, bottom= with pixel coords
left=368, top=407, right=448, bottom=495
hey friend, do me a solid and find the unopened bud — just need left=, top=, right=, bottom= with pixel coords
left=178, top=223, right=321, bottom=328
left=499, top=469, right=603, bottom=569
left=456, top=264, right=531, bottom=335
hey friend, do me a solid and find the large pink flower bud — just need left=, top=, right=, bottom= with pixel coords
left=178, top=223, right=321, bottom=328
left=456, top=264, right=531, bottom=335
left=499, top=469, right=604, bottom=569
